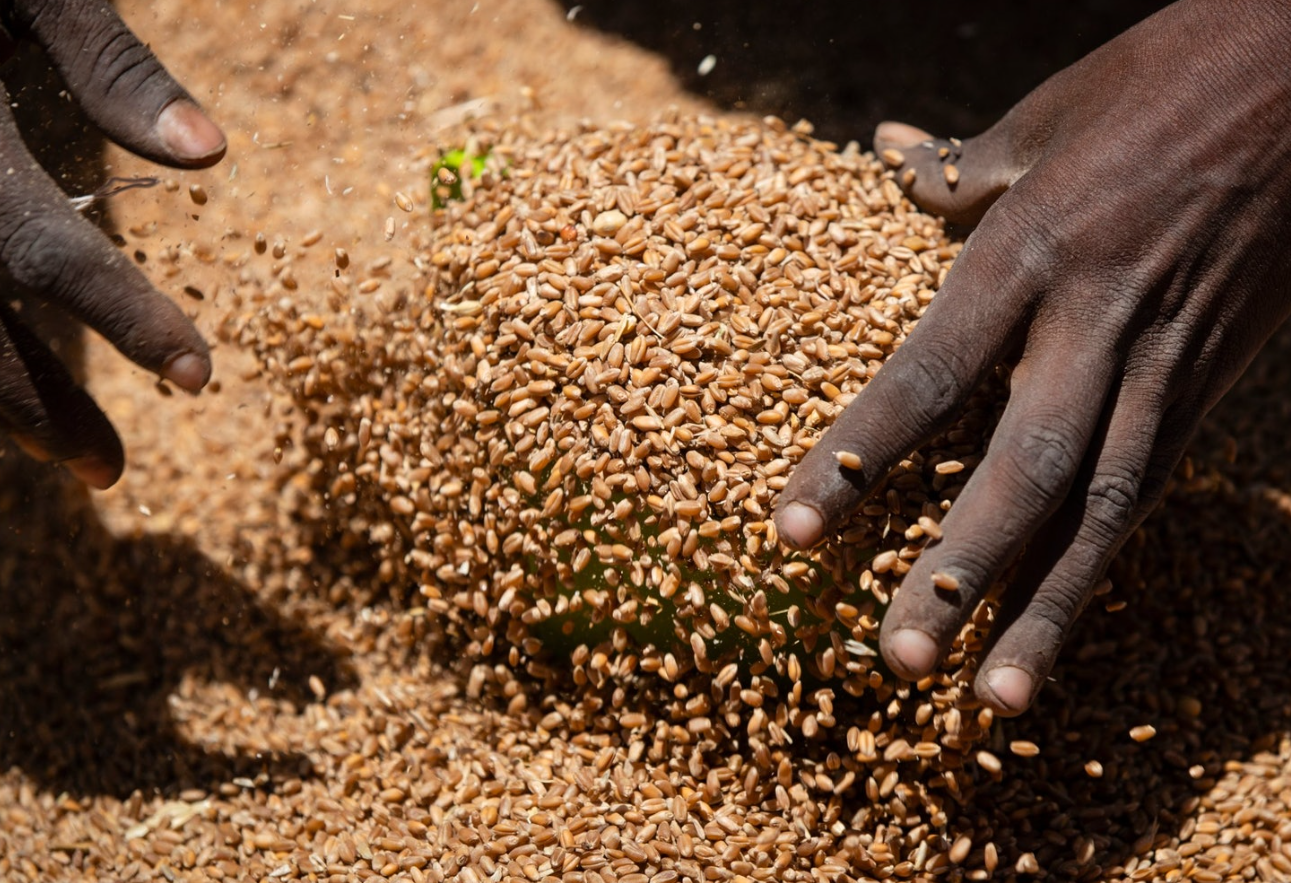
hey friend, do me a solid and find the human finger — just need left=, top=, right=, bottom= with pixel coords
left=3, top=0, right=225, bottom=167
left=775, top=230, right=1030, bottom=550
left=0, top=302, right=124, bottom=488
left=877, top=330, right=1117, bottom=682
left=0, top=107, right=211, bottom=390
left=972, top=387, right=1188, bottom=714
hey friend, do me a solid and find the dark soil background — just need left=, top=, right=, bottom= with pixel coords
left=562, top=0, right=1173, bottom=142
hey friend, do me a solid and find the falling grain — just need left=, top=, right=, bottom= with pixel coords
left=976, top=750, right=1002, bottom=774
left=1129, top=724, right=1157, bottom=742
left=1009, top=740, right=1040, bottom=758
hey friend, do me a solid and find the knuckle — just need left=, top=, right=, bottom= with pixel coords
left=87, top=21, right=163, bottom=95
left=1000, top=417, right=1084, bottom=501
left=1022, top=579, right=1087, bottom=644
left=1, top=214, right=75, bottom=292
left=985, top=177, right=1132, bottom=300
left=977, top=197, right=1062, bottom=270
left=15, top=2, right=176, bottom=107
left=886, top=334, right=974, bottom=430
left=1084, top=465, right=1141, bottom=541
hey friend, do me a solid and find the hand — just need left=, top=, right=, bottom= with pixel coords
left=775, top=0, right=1291, bottom=714
left=0, top=0, right=225, bottom=488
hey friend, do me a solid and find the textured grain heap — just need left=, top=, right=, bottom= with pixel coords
left=218, top=111, right=1030, bottom=874
left=237, top=113, right=1006, bottom=736
left=400, top=114, right=974, bottom=686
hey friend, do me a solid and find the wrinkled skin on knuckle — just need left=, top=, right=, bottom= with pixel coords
left=1019, top=580, right=1088, bottom=649
left=8, top=1, right=186, bottom=131
left=1081, top=465, right=1141, bottom=546
left=0, top=212, right=77, bottom=294
left=881, top=335, right=975, bottom=433
left=78, top=14, right=168, bottom=100
left=998, top=417, right=1085, bottom=505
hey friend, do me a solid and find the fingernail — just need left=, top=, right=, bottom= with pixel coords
left=776, top=501, right=824, bottom=549
left=984, top=665, right=1034, bottom=715
left=157, top=100, right=227, bottom=163
left=163, top=352, right=211, bottom=392
left=65, top=455, right=120, bottom=490
left=886, top=629, right=939, bottom=679
left=874, top=120, right=936, bottom=151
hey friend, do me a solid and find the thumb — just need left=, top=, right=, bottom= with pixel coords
left=875, top=121, right=1019, bottom=226
left=6, top=0, right=225, bottom=168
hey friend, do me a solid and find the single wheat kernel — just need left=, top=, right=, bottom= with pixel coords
left=976, top=750, right=1002, bottom=774
left=1009, top=740, right=1040, bottom=758
left=834, top=450, right=863, bottom=470
left=916, top=515, right=943, bottom=540
left=880, top=148, right=905, bottom=167
left=931, top=571, right=960, bottom=591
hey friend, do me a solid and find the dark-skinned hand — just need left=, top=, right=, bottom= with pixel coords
left=775, top=0, right=1291, bottom=715
left=0, top=0, right=225, bottom=488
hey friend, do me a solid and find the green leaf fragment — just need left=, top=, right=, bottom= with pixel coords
left=430, top=149, right=495, bottom=208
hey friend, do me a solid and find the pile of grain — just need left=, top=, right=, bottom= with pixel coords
left=227, top=109, right=1023, bottom=849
